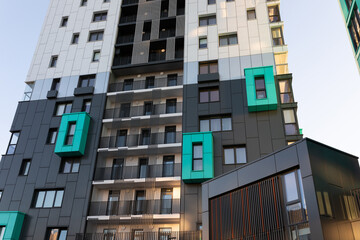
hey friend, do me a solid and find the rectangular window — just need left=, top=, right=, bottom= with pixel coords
left=60, top=158, right=80, bottom=173
left=165, top=126, right=176, bottom=144
left=143, top=101, right=153, bottom=115
left=247, top=9, right=256, bottom=20
left=92, top=50, right=100, bottom=62
left=89, top=30, right=104, bottom=42
left=19, top=159, right=31, bottom=176
left=7, top=132, right=20, bottom=155
left=111, top=158, right=124, bottom=180
left=33, top=189, right=64, bottom=208
left=224, top=146, right=246, bottom=164
left=145, top=76, right=155, bottom=89
left=272, top=27, right=284, bottom=46
left=163, top=156, right=174, bottom=177
left=65, top=122, right=76, bottom=145
left=120, top=103, right=131, bottom=117
left=123, top=79, right=133, bottom=91
left=193, top=144, right=203, bottom=171
left=55, top=102, right=72, bottom=116
left=116, top=130, right=127, bottom=147
left=160, top=188, right=173, bottom=214
left=166, top=99, right=177, bottom=113
left=199, top=87, right=219, bottom=103
left=104, top=0, right=110, bottom=2
left=159, top=228, right=172, bottom=240
left=268, top=5, right=280, bottom=23
left=107, top=190, right=120, bottom=215
left=71, top=33, right=79, bottom=44
left=93, top=11, right=107, bottom=22
left=60, top=17, right=68, bottom=27
left=255, top=76, right=267, bottom=99
left=51, top=78, right=61, bottom=91
left=82, top=100, right=91, bottom=113
left=199, top=37, right=207, bottom=48
left=139, top=158, right=148, bottom=178
left=274, top=52, right=289, bottom=74
left=167, top=74, right=178, bottom=86
left=199, top=61, right=218, bottom=74
left=46, top=128, right=58, bottom=144
left=134, top=192, right=145, bottom=215
left=49, top=55, right=58, bottom=68
left=0, top=226, right=5, bottom=240
left=199, top=15, right=216, bottom=26
left=140, top=129, right=151, bottom=145
left=0, top=191, right=2, bottom=201
left=279, top=80, right=294, bottom=103
left=142, top=21, right=152, bottom=41
left=219, top=34, right=238, bottom=46
left=200, top=116, right=232, bottom=132
left=79, top=74, right=96, bottom=88
left=208, top=0, right=215, bottom=4
left=81, top=0, right=88, bottom=6
left=103, top=229, right=116, bottom=240
left=46, top=228, right=68, bottom=240
left=283, top=109, right=298, bottom=135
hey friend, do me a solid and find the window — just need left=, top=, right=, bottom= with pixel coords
left=120, top=103, right=131, bottom=117
left=274, top=52, right=289, bottom=74
left=123, top=79, right=133, bottom=91
left=82, top=100, right=91, bottom=113
left=93, top=11, right=107, bottom=22
left=279, top=80, right=294, bottom=103
left=163, top=156, right=174, bottom=177
left=107, top=190, right=120, bottom=215
left=0, top=226, right=5, bottom=240
left=33, top=189, right=64, bottom=208
left=19, top=159, right=31, bottom=176
left=134, top=192, right=145, bottom=215
left=348, top=6, right=360, bottom=50
left=140, top=129, right=151, bottom=145
left=255, top=76, right=266, bottom=99
left=89, top=31, right=104, bottom=42
left=103, top=229, right=116, bottom=240
left=199, top=15, right=216, bottom=26
left=145, top=76, right=155, bottom=89
left=167, top=74, right=178, bottom=86
left=46, top=228, right=68, bottom=240
left=78, top=74, right=96, bottom=88
left=283, top=109, right=298, bottom=135
left=111, top=159, right=124, bottom=180
left=49, top=55, right=58, bottom=68
left=247, top=9, right=256, bottom=20
left=46, top=128, right=58, bottom=144
left=199, top=61, right=218, bottom=74
left=219, top=34, right=238, bottom=46
left=72, top=33, right=80, bottom=44
left=143, top=102, right=153, bottom=115
left=268, top=5, right=280, bottom=23
left=51, top=78, right=61, bottom=91
left=193, top=144, right=203, bottom=171
left=0, top=191, right=2, bottom=201
left=92, top=50, right=100, bottom=62
left=60, top=158, right=80, bottom=173
left=60, top=17, right=68, bottom=27
left=55, top=102, right=72, bottom=116
left=208, top=0, right=215, bottom=4
left=160, top=189, right=173, bottom=214
left=199, top=87, right=219, bottom=103
left=81, top=0, right=87, bottom=6
left=7, top=132, right=20, bottom=155
left=104, top=0, right=110, bottom=2
left=65, top=123, right=76, bottom=145
left=161, top=0, right=169, bottom=18
left=200, top=116, right=232, bottom=132
left=166, top=99, right=177, bottom=113
left=142, top=21, right=152, bottom=41
left=199, top=37, right=207, bottom=49
left=224, top=146, right=246, bottom=164
left=159, top=228, right=172, bottom=240
left=116, top=130, right=127, bottom=147
left=139, top=158, right=148, bottom=178
left=272, top=27, right=284, bottom=46
left=165, top=126, right=176, bottom=144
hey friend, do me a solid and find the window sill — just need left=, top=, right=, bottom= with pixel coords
left=47, top=90, right=58, bottom=99
left=74, top=86, right=94, bottom=96
left=198, top=73, right=219, bottom=83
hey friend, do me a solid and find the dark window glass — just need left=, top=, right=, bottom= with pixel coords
left=165, top=126, right=176, bottom=144
left=134, top=191, right=145, bottom=215
left=145, top=76, right=155, bottom=89
left=65, top=123, right=76, bottom=145
left=116, top=130, right=127, bottom=147
left=199, top=87, right=219, bottom=103
left=199, top=37, right=207, bottom=48
left=82, top=100, right=91, bottom=113
left=143, top=102, right=153, bottom=115
left=167, top=74, right=178, bottom=86
left=268, top=5, right=280, bottom=23
left=46, top=128, right=58, bottom=144
left=161, top=0, right=169, bottom=18
left=111, top=158, right=124, bottom=180
left=49, top=56, right=58, bottom=68
left=93, top=11, right=107, bottom=22
left=200, top=116, right=232, bottom=132
left=46, top=228, right=68, bottom=240
left=79, top=74, right=96, bottom=87
left=123, top=79, right=133, bottom=91
left=255, top=77, right=266, bottom=99
left=208, top=0, right=216, bottom=4
left=199, top=61, right=218, bottom=74
left=19, top=159, right=31, bottom=176
left=72, top=33, right=80, bottom=44
left=142, top=21, right=152, bottom=41
left=7, top=132, right=20, bottom=155
left=163, top=156, right=174, bottom=177
left=120, top=103, right=131, bottom=117
left=60, top=158, right=80, bottom=173
left=107, top=190, right=120, bottom=215
left=219, top=34, right=238, bottom=46
left=60, top=17, right=68, bottom=27
left=81, top=0, right=88, bottom=6
left=166, top=99, right=177, bottom=113
left=140, top=129, right=151, bottom=145
left=139, top=158, right=148, bottom=178
left=193, top=144, right=203, bottom=171
left=89, top=31, right=104, bottom=41
left=160, top=188, right=172, bottom=214
left=51, top=78, right=61, bottom=91
left=199, top=15, right=216, bottom=26
left=247, top=9, right=256, bottom=20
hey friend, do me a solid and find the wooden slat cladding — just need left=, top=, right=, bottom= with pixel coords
left=210, top=176, right=286, bottom=240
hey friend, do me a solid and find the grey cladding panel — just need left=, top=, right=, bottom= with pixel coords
left=166, top=38, right=175, bottom=60
left=132, top=42, right=150, bottom=64
left=176, top=15, right=185, bottom=36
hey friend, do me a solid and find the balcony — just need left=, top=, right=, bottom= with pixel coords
left=88, top=199, right=180, bottom=216
left=122, top=0, right=139, bottom=5
left=76, top=231, right=202, bottom=240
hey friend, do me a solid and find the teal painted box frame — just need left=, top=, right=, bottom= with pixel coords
left=244, top=66, right=278, bottom=112
left=0, top=211, right=25, bottom=240
left=55, top=112, right=91, bottom=157
left=182, top=132, right=214, bottom=183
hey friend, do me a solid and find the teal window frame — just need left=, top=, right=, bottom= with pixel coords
left=244, top=66, right=278, bottom=112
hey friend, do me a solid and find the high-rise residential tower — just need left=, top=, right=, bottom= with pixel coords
left=1, top=0, right=360, bottom=240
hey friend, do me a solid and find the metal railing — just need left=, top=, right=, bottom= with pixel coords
left=108, top=76, right=183, bottom=92
left=104, top=103, right=182, bottom=119
left=88, top=199, right=180, bottom=216
left=113, top=55, right=132, bottom=66
left=99, top=132, right=182, bottom=149
left=94, top=163, right=181, bottom=181
left=120, top=15, right=137, bottom=24
left=117, top=35, right=135, bottom=44
left=122, top=0, right=139, bottom=5
left=76, top=231, right=202, bottom=240
left=149, top=52, right=166, bottom=62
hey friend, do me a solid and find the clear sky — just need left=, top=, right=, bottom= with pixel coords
left=0, top=0, right=359, bottom=160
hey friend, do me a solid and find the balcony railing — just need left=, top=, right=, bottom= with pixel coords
left=119, top=15, right=137, bottom=24
left=76, top=231, right=202, bottom=240
left=94, top=163, right=181, bottom=181
left=122, top=0, right=139, bottom=5
left=88, top=199, right=180, bottom=216
left=113, top=55, right=132, bottom=66
left=104, top=103, right=182, bottom=119
left=99, top=132, right=182, bottom=149
left=117, top=35, right=135, bottom=44
left=108, top=76, right=183, bottom=92
left=149, top=52, right=166, bottom=62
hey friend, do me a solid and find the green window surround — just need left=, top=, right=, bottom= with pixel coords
left=244, top=66, right=278, bottom=112
left=55, top=112, right=91, bottom=157
left=0, top=211, right=25, bottom=240
left=182, top=132, right=214, bottom=183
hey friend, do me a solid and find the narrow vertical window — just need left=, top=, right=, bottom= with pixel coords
left=71, top=33, right=80, bottom=44
left=65, top=123, right=76, bottom=145
left=49, top=56, right=58, bottom=68
left=82, top=100, right=91, bottom=113
left=92, top=50, right=101, bottom=62
left=19, top=159, right=31, bottom=176
left=51, top=78, right=61, bottom=91
left=193, top=144, right=203, bottom=171
left=255, top=76, right=266, bottom=99
left=7, top=132, right=20, bottom=155
left=46, top=128, right=58, bottom=144
left=60, top=17, right=68, bottom=27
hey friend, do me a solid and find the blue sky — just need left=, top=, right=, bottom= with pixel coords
left=0, top=0, right=359, bottom=160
